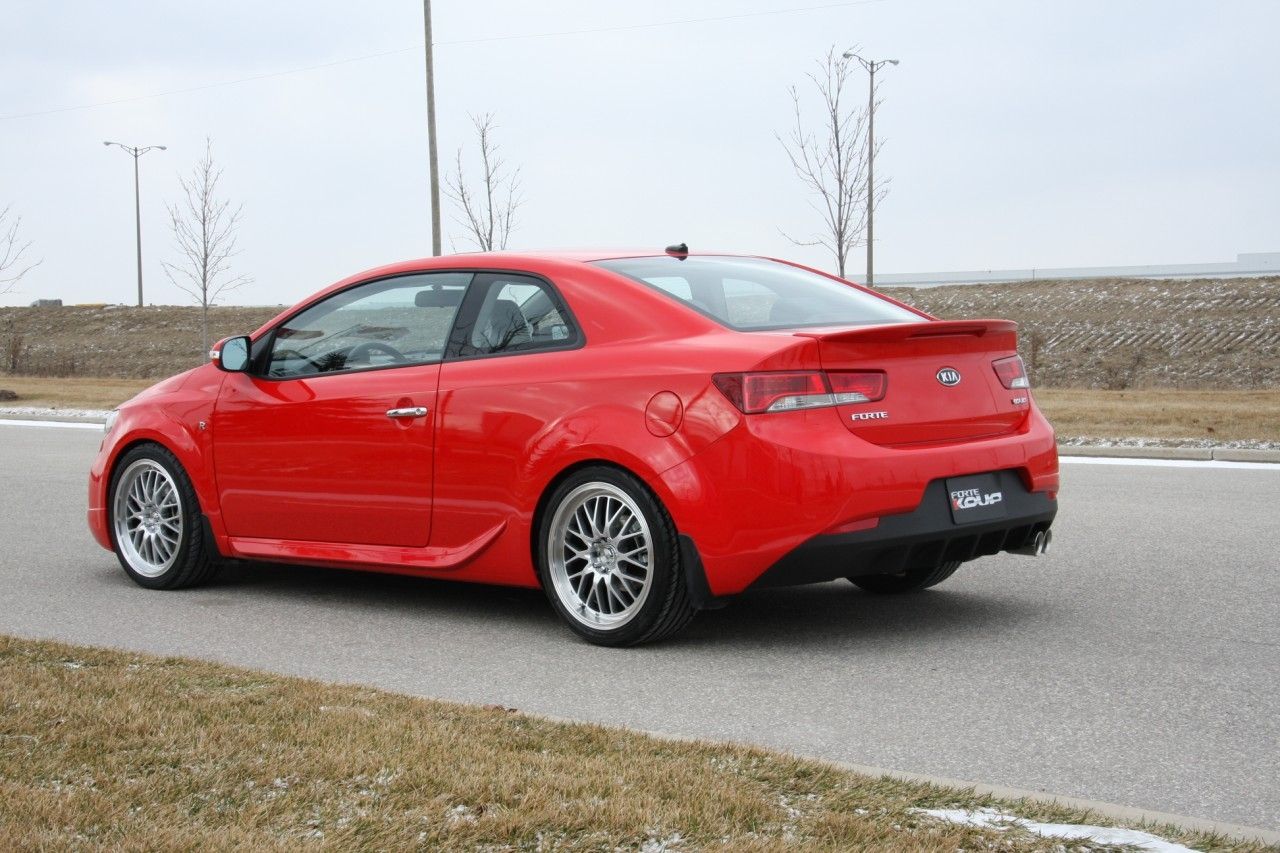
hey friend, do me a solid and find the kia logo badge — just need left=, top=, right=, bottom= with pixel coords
left=936, top=367, right=961, bottom=387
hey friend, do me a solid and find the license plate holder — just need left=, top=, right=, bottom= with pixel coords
left=946, top=473, right=1009, bottom=525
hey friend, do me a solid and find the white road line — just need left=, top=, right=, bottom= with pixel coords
left=1061, top=456, right=1279, bottom=471
left=0, top=419, right=102, bottom=431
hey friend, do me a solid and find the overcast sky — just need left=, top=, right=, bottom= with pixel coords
left=2, top=0, right=1278, bottom=307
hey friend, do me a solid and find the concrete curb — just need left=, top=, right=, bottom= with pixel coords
left=1058, top=445, right=1280, bottom=463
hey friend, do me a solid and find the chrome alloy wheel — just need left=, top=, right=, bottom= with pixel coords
left=547, top=482, right=654, bottom=629
left=112, top=459, right=183, bottom=578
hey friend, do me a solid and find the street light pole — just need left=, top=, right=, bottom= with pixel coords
left=423, top=0, right=442, bottom=256
left=843, top=52, right=898, bottom=288
left=104, top=141, right=166, bottom=306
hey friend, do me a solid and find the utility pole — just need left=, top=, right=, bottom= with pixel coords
left=423, top=0, right=442, bottom=256
left=104, top=141, right=166, bottom=306
left=843, top=52, right=898, bottom=288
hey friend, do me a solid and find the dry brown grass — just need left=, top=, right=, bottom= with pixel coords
left=2, top=637, right=1259, bottom=852
left=0, top=375, right=154, bottom=410
left=1034, top=388, right=1280, bottom=443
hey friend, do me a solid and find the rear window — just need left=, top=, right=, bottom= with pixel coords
left=594, top=256, right=922, bottom=331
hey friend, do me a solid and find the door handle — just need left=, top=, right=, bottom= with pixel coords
left=386, top=406, right=429, bottom=419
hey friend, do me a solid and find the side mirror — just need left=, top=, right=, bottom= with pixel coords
left=212, top=336, right=251, bottom=372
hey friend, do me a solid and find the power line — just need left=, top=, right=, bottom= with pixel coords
left=0, top=0, right=886, bottom=121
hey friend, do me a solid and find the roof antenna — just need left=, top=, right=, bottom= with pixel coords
left=665, top=242, right=689, bottom=260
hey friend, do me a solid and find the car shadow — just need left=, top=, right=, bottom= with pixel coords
left=194, top=559, right=1036, bottom=651
left=679, top=584, right=1033, bottom=649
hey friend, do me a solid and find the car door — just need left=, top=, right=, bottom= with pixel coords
left=212, top=272, right=470, bottom=547
left=430, top=272, right=586, bottom=554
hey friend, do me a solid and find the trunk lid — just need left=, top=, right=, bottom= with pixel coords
left=796, top=319, right=1029, bottom=445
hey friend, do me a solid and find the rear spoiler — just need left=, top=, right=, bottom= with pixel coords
left=795, top=319, right=1019, bottom=356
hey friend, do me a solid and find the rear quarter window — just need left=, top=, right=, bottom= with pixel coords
left=594, top=256, right=921, bottom=331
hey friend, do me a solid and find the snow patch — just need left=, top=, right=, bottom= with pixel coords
left=1060, top=434, right=1280, bottom=451
left=912, top=807, right=1200, bottom=852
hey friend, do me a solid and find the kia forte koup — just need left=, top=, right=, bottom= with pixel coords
left=89, top=248, right=1058, bottom=646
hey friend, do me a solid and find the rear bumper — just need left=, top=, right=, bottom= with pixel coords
left=656, top=403, right=1059, bottom=597
left=750, top=469, right=1055, bottom=588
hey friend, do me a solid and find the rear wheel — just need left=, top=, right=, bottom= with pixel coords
left=538, top=467, right=694, bottom=646
left=109, top=444, right=219, bottom=590
left=848, top=561, right=962, bottom=594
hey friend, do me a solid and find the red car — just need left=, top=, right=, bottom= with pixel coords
left=88, top=248, right=1058, bottom=646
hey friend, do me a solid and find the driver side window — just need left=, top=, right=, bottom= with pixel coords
left=266, top=272, right=471, bottom=379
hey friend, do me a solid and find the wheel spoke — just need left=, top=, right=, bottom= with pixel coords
left=617, top=562, right=647, bottom=580
left=607, top=576, right=630, bottom=609
left=617, top=574, right=644, bottom=596
left=616, top=524, right=644, bottom=543
left=592, top=498, right=609, bottom=538
left=604, top=501, right=626, bottom=536
left=573, top=505, right=595, bottom=539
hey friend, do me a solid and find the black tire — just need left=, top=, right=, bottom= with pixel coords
left=107, top=443, right=220, bottom=590
left=537, top=466, right=695, bottom=647
left=848, top=561, right=962, bottom=594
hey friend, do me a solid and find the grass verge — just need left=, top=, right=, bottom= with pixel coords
left=0, top=375, right=153, bottom=411
left=1032, top=388, right=1280, bottom=444
left=0, top=636, right=1267, bottom=851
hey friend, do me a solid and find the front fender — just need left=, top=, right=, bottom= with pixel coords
left=87, top=368, right=226, bottom=553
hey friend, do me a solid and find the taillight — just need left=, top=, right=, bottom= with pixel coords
left=713, top=370, right=887, bottom=414
left=828, top=371, right=887, bottom=402
left=992, top=355, right=1029, bottom=389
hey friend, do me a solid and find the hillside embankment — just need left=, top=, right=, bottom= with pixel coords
left=2, top=275, right=1277, bottom=388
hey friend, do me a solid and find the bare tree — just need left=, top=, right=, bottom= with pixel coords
left=162, top=138, right=251, bottom=353
left=778, top=47, right=886, bottom=279
left=0, top=206, right=40, bottom=295
left=445, top=113, right=522, bottom=251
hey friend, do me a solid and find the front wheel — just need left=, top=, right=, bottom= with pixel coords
left=848, top=561, right=962, bottom=594
left=108, top=444, right=220, bottom=590
left=538, top=467, right=695, bottom=646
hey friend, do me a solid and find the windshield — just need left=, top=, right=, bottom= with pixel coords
left=593, top=256, right=922, bottom=331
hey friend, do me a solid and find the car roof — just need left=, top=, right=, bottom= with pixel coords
left=375, top=248, right=747, bottom=266
left=307, top=249, right=762, bottom=300
left=248, top=250, right=749, bottom=339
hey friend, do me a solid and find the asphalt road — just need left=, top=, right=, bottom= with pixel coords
left=2, top=424, right=1277, bottom=831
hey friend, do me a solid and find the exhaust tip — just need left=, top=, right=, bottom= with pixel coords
left=1008, top=528, right=1052, bottom=557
